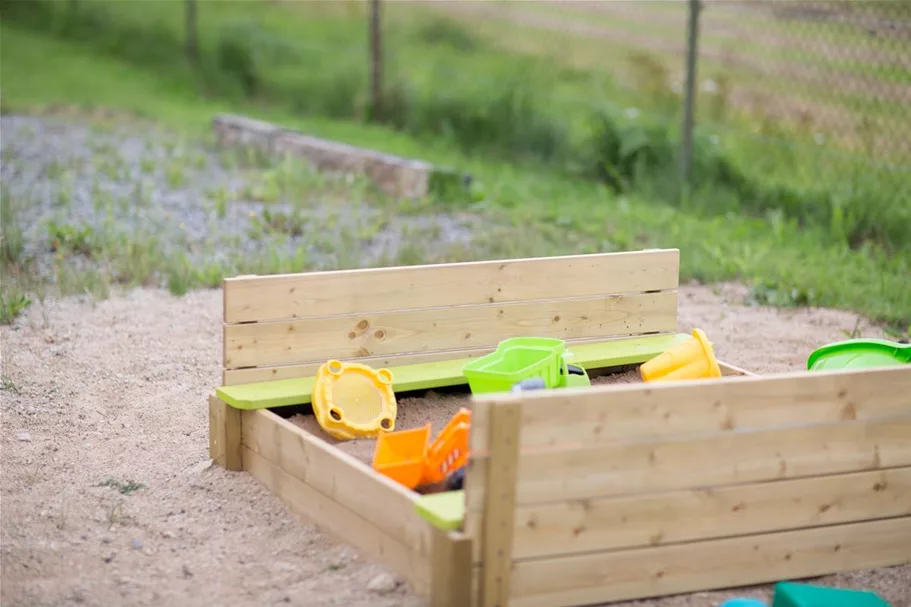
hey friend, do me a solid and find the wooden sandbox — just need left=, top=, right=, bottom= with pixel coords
left=208, top=249, right=911, bottom=607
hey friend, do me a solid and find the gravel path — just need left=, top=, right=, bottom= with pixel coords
left=0, top=115, right=477, bottom=289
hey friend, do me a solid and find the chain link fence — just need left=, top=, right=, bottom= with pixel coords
left=376, top=0, right=910, bottom=249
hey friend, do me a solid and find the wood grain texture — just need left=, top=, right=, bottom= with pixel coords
left=221, top=331, right=688, bottom=386
left=464, top=399, right=491, bottom=568
left=224, top=291, right=678, bottom=369
left=512, top=467, right=911, bottom=559
left=508, top=516, right=911, bottom=607
left=480, top=402, right=521, bottom=607
left=208, top=395, right=242, bottom=471
left=217, top=333, right=692, bottom=406
left=477, top=365, right=911, bottom=449
left=243, top=447, right=431, bottom=597
left=223, top=249, right=680, bottom=323
left=429, top=529, right=473, bottom=607
left=514, top=415, right=911, bottom=505
left=241, top=409, right=431, bottom=557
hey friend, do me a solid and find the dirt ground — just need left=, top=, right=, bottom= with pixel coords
left=2, top=283, right=909, bottom=607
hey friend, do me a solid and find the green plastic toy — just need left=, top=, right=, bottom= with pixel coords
left=462, top=337, right=593, bottom=394
left=807, top=338, right=911, bottom=371
left=463, top=337, right=568, bottom=394
left=772, top=581, right=891, bottom=607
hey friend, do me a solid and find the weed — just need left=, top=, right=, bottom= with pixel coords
left=166, top=253, right=193, bottom=296
left=842, top=317, right=863, bottom=339
left=98, top=478, right=146, bottom=496
left=140, top=155, right=158, bottom=175
left=883, top=325, right=911, bottom=344
left=166, top=161, right=186, bottom=189
left=746, top=280, right=818, bottom=309
left=1, top=375, right=20, bottom=394
left=55, top=171, right=75, bottom=208
left=47, top=221, right=94, bottom=256
left=251, top=208, right=307, bottom=238
left=208, top=186, right=229, bottom=219
left=0, top=290, right=32, bottom=324
left=0, top=187, right=24, bottom=264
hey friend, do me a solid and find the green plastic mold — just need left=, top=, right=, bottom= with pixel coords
left=772, top=582, right=891, bottom=607
left=807, top=338, right=911, bottom=371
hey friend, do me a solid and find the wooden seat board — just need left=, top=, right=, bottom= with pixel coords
left=216, top=332, right=691, bottom=410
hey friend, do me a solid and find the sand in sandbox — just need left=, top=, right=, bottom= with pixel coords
left=287, top=366, right=642, bottom=468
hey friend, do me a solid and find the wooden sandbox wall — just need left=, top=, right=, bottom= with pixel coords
left=464, top=366, right=911, bottom=607
left=208, top=247, right=911, bottom=607
left=210, top=248, right=687, bottom=607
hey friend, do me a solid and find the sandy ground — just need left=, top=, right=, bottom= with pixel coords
left=2, top=283, right=909, bottom=607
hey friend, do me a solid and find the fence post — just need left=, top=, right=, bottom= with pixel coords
left=369, top=0, right=383, bottom=122
left=185, top=0, right=199, bottom=66
left=680, top=0, right=702, bottom=188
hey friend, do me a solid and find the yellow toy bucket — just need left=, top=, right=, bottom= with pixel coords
left=639, top=328, right=721, bottom=382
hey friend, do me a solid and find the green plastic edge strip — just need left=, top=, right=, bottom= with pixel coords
left=414, top=490, right=466, bottom=532
left=216, top=332, right=692, bottom=410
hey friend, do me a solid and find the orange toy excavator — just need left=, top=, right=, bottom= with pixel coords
left=422, top=408, right=472, bottom=486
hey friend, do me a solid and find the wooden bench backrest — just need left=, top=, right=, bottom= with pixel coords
left=221, top=249, right=680, bottom=385
left=465, top=366, right=911, bottom=607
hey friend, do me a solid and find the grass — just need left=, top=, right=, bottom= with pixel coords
left=0, top=16, right=909, bottom=332
left=3, top=0, right=910, bottom=253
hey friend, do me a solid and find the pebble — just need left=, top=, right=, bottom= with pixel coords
left=366, top=573, right=397, bottom=594
left=16, top=432, right=31, bottom=442
left=131, top=538, right=143, bottom=550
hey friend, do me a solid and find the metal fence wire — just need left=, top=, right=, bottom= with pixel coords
left=688, top=0, right=911, bottom=174
left=376, top=0, right=910, bottom=248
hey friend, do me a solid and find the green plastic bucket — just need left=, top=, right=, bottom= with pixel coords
left=463, top=337, right=567, bottom=394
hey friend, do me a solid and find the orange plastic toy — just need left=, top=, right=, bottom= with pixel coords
left=312, top=360, right=397, bottom=441
left=639, top=328, right=721, bottom=382
left=423, top=408, right=472, bottom=485
left=372, top=424, right=432, bottom=489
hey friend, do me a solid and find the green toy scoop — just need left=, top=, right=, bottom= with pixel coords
left=807, top=338, right=911, bottom=371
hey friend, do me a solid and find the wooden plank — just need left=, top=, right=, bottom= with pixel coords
left=429, top=529, right=473, bottom=607
left=217, top=333, right=692, bottom=408
left=492, top=365, right=911, bottom=449
left=243, top=447, right=431, bottom=597
left=508, top=516, right=911, bottom=607
left=241, top=409, right=432, bottom=557
left=514, top=415, right=911, bottom=505
left=222, top=330, right=689, bottom=386
left=719, top=360, right=757, bottom=376
left=512, top=467, right=911, bottom=559
left=208, top=395, right=242, bottom=471
left=224, top=249, right=680, bottom=323
left=480, top=402, right=521, bottom=607
left=464, top=400, right=491, bottom=568
left=224, top=291, right=678, bottom=369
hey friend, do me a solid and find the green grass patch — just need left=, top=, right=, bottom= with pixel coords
left=3, top=0, right=909, bottom=254
left=0, top=18, right=909, bottom=331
